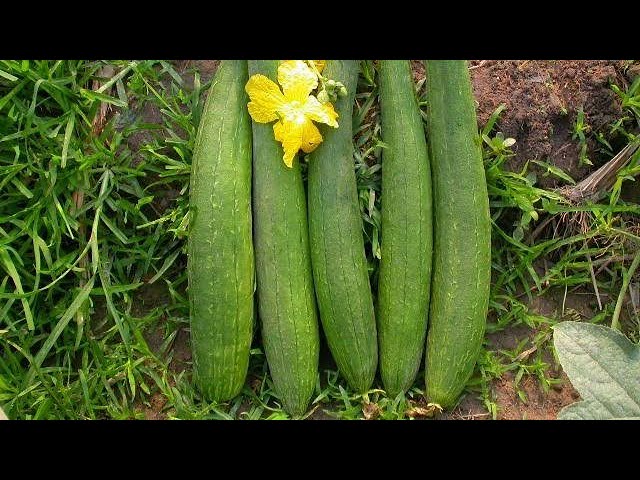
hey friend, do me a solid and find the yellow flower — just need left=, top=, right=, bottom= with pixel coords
left=246, top=60, right=338, bottom=167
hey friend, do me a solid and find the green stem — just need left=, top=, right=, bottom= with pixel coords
left=611, top=249, right=640, bottom=331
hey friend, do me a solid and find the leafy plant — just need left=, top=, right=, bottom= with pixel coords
left=611, top=75, right=640, bottom=128
left=553, top=321, right=640, bottom=420
left=572, top=109, right=592, bottom=166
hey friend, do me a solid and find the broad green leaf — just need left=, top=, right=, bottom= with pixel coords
left=553, top=321, right=640, bottom=420
left=560, top=399, right=640, bottom=420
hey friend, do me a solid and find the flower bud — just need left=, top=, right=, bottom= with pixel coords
left=317, top=89, right=330, bottom=104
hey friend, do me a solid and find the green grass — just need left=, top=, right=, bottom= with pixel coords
left=1, top=60, right=639, bottom=420
left=0, top=60, right=197, bottom=419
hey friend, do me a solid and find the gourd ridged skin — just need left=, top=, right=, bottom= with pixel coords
left=248, top=60, right=320, bottom=417
left=308, top=60, right=378, bottom=393
left=188, top=60, right=254, bottom=402
left=377, top=60, right=433, bottom=397
left=423, top=60, right=491, bottom=408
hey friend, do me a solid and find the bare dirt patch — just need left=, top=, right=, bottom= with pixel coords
left=174, top=60, right=220, bottom=89
left=470, top=60, right=629, bottom=188
left=138, top=392, right=169, bottom=420
left=492, top=371, right=579, bottom=420
left=413, top=60, right=637, bottom=188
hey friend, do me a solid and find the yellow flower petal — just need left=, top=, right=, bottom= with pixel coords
left=273, top=120, right=303, bottom=168
left=245, top=74, right=286, bottom=123
left=301, top=119, right=323, bottom=153
left=309, top=60, right=325, bottom=73
left=303, top=96, right=339, bottom=128
left=278, top=60, right=318, bottom=103
left=273, top=120, right=286, bottom=143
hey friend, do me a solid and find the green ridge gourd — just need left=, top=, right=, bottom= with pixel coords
left=423, top=60, right=491, bottom=408
left=188, top=60, right=254, bottom=401
left=377, top=60, right=433, bottom=396
left=248, top=60, right=320, bottom=417
left=307, top=60, right=378, bottom=392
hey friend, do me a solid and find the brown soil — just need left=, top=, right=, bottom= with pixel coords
left=492, top=371, right=579, bottom=420
left=415, top=60, right=638, bottom=188
left=471, top=60, right=630, bottom=188
left=441, top=373, right=579, bottom=421
left=138, top=392, right=169, bottom=420
left=174, top=60, right=220, bottom=88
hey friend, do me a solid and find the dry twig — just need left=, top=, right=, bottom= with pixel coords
left=560, top=141, right=640, bottom=204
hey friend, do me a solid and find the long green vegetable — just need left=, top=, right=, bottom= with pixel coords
left=188, top=60, right=254, bottom=402
left=248, top=60, right=320, bottom=417
left=423, top=60, right=491, bottom=408
left=377, top=60, right=433, bottom=396
left=307, top=60, right=378, bottom=393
